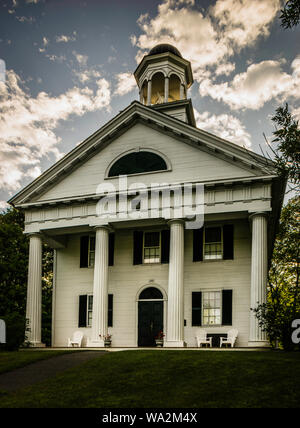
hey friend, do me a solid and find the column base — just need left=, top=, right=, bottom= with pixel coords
left=164, top=341, right=186, bottom=348
left=27, top=341, right=46, bottom=348
left=87, top=339, right=105, bottom=348
left=248, top=340, right=270, bottom=348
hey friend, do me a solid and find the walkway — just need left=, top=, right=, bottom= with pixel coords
left=0, top=351, right=106, bottom=392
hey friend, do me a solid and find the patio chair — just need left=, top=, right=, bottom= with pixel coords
left=67, top=331, right=84, bottom=347
left=195, top=329, right=212, bottom=348
left=220, top=329, right=238, bottom=348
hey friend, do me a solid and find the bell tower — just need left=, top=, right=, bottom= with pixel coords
left=134, top=44, right=195, bottom=125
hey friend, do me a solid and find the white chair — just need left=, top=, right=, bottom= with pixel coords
left=220, top=329, right=238, bottom=348
left=195, top=329, right=212, bottom=348
left=67, top=331, right=84, bottom=347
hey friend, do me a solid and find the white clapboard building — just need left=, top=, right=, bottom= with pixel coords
left=9, top=44, right=285, bottom=348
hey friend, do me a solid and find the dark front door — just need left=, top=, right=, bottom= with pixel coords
left=138, top=301, right=163, bottom=347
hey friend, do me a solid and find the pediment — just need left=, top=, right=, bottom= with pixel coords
left=9, top=102, right=277, bottom=206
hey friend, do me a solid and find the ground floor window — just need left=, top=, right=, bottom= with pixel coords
left=202, top=291, right=221, bottom=325
left=78, top=294, right=113, bottom=327
left=192, top=289, right=232, bottom=327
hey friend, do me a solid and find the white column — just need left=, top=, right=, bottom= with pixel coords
left=248, top=212, right=269, bottom=347
left=147, top=79, right=152, bottom=106
left=26, top=233, right=44, bottom=347
left=165, top=220, right=185, bottom=347
left=164, top=76, right=169, bottom=103
left=89, top=226, right=109, bottom=347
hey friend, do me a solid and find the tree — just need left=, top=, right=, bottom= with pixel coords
left=270, top=103, right=300, bottom=193
left=0, top=208, right=53, bottom=348
left=253, top=196, right=300, bottom=350
left=280, top=0, right=300, bottom=29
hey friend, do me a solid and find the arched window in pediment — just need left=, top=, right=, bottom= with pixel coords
left=108, top=151, right=168, bottom=177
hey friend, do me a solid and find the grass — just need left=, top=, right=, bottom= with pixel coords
left=0, top=350, right=299, bottom=408
left=0, top=350, right=71, bottom=375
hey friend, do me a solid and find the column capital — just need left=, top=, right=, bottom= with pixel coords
left=27, top=232, right=42, bottom=238
left=249, top=212, right=268, bottom=222
left=167, top=219, right=185, bottom=227
left=93, top=225, right=112, bottom=233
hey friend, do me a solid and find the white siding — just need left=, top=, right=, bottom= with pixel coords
left=38, top=123, right=255, bottom=202
left=53, top=219, right=251, bottom=347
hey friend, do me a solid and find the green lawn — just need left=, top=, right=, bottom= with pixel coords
left=0, top=350, right=299, bottom=408
left=0, top=350, right=70, bottom=375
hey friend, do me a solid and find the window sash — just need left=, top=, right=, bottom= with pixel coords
left=202, top=291, right=221, bottom=325
left=204, top=227, right=223, bottom=260
left=88, top=236, right=95, bottom=267
left=143, top=231, right=161, bottom=264
left=86, top=294, right=113, bottom=327
left=87, top=295, right=93, bottom=327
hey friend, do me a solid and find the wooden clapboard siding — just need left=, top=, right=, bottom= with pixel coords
left=53, top=219, right=251, bottom=347
left=37, top=123, right=255, bottom=202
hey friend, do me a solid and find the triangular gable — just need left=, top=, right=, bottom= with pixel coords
left=9, top=101, right=277, bottom=206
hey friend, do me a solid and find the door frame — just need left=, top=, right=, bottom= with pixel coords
left=135, top=284, right=167, bottom=347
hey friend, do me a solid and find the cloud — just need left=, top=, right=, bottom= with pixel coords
left=72, top=51, right=88, bottom=66
left=0, top=70, right=111, bottom=192
left=131, top=0, right=281, bottom=80
left=199, top=57, right=300, bottom=110
left=194, top=109, right=252, bottom=148
left=56, top=32, right=77, bottom=43
left=115, top=72, right=137, bottom=96
left=210, top=0, right=281, bottom=49
left=73, top=69, right=102, bottom=84
left=38, top=36, right=49, bottom=52
left=0, top=200, right=9, bottom=211
left=15, top=15, right=35, bottom=24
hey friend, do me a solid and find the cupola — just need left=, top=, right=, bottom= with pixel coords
left=134, top=43, right=193, bottom=106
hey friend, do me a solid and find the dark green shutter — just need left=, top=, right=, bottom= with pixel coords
left=222, top=290, right=233, bottom=326
left=133, top=231, right=143, bottom=265
left=192, top=292, right=202, bottom=326
left=223, top=225, right=234, bottom=260
left=161, top=229, right=170, bottom=264
left=80, top=236, right=89, bottom=268
left=193, top=228, right=203, bottom=262
left=109, top=233, right=115, bottom=266
left=78, top=295, right=87, bottom=327
left=108, top=294, right=113, bottom=327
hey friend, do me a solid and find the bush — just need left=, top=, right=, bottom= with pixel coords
left=1, top=312, right=26, bottom=351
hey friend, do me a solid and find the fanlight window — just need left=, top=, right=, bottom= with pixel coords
left=139, top=287, right=163, bottom=300
left=108, top=151, right=167, bottom=177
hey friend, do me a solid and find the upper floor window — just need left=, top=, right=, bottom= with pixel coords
left=108, top=151, right=168, bottom=177
left=143, top=231, right=161, bottom=264
left=204, top=227, right=222, bottom=260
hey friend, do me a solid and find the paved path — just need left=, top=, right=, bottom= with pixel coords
left=0, top=351, right=106, bottom=392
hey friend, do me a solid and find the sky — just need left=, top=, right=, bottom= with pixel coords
left=0, top=0, right=299, bottom=209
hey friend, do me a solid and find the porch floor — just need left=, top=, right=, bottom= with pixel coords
left=23, top=346, right=271, bottom=352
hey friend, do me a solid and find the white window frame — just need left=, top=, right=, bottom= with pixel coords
left=88, top=236, right=95, bottom=268
left=143, top=231, right=161, bottom=264
left=203, top=226, right=223, bottom=260
left=202, top=290, right=222, bottom=326
left=87, top=294, right=93, bottom=327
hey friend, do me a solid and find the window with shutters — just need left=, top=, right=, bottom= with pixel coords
left=143, top=231, right=161, bottom=264
left=202, top=291, right=221, bottom=325
left=80, top=294, right=113, bottom=327
left=204, top=226, right=222, bottom=260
